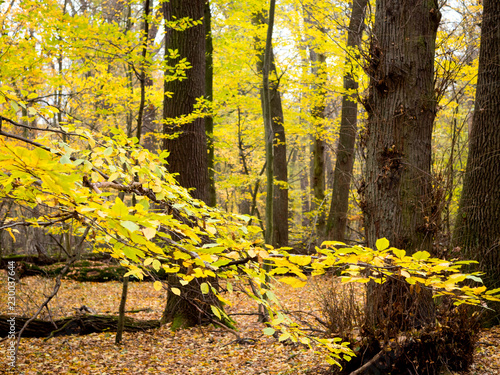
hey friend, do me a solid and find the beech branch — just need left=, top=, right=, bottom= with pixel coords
left=0, top=215, right=74, bottom=230
left=0, top=116, right=86, bottom=138
left=0, top=128, right=109, bottom=180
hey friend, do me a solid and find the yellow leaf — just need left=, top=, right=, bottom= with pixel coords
left=171, top=287, right=181, bottom=296
left=376, top=238, right=390, bottom=251
left=152, top=259, right=161, bottom=272
left=289, top=255, right=311, bottom=266
left=279, top=332, right=290, bottom=342
left=200, top=282, right=209, bottom=294
left=211, top=305, right=221, bottom=319
left=108, top=172, right=120, bottom=182
left=393, top=248, right=406, bottom=259
left=279, top=277, right=307, bottom=288
left=205, top=225, right=217, bottom=235
left=142, top=227, right=156, bottom=240
left=153, top=281, right=162, bottom=291
left=401, top=270, right=411, bottom=279
left=413, top=251, right=431, bottom=261
left=5, top=228, right=17, bottom=242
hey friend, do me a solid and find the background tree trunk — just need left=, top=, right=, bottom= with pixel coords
left=363, top=0, right=441, bottom=332
left=454, top=0, right=500, bottom=323
left=325, top=0, right=368, bottom=242
left=309, top=50, right=327, bottom=238
left=253, top=7, right=288, bottom=248
left=162, top=0, right=208, bottom=203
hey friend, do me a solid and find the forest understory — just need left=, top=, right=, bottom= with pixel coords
left=1, top=272, right=498, bottom=375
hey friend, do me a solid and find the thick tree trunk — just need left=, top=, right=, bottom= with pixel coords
left=363, top=0, right=441, bottom=332
left=161, top=0, right=226, bottom=329
left=253, top=8, right=288, bottom=248
left=160, top=275, right=230, bottom=330
left=205, top=0, right=216, bottom=207
left=325, top=0, right=368, bottom=242
left=162, top=0, right=208, bottom=203
left=454, top=0, right=500, bottom=321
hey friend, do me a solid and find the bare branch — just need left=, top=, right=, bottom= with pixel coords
left=0, top=116, right=86, bottom=138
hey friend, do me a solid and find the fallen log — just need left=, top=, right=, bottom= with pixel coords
left=0, top=314, right=160, bottom=338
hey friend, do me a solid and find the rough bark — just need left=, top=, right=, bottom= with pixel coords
left=162, top=0, right=208, bottom=203
left=160, top=275, right=230, bottom=330
left=205, top=0, right=216, bottom=207
left=363, top=0, right=441, bottom=331
left=161, top=1, right=226, bottom=329
left=325, top=0, right=368, bottom=242
left=454, top=0, right=500, bottom=320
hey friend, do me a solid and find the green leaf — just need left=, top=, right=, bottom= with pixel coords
left=466, top=275, right=483, bottom=283
left=263, top=327, right=275, bottom=336
left=59, top=155, right=72, bottom=165
left=10, top=101, right=19, bottom=112
left=120, top=220, right=139, bottom=233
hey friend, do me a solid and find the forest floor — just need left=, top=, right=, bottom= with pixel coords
left=0, top=272, right=499, bottom=375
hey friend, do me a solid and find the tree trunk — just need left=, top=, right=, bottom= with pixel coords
left=162, top=0, right=208, bottom=203
left=115, top=275, right=128, bottom=344
left=116, top=0, right=151, bottom=344
left=141, top=7, right=163, bottom=152
left=325, top=0, right=368, bottom=242
left=253, top=7, right=288, bottom=248
left=454, top=0, right=500, bottom=322
left=309, top=50, right=327, bottom=237
left=205, top=0, right=216, bottom=207
left=161, top=1, right=226, bottom=329
left=363, top=0, right=441, bottom=332
left=270, top=60, right=288, bottom=248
